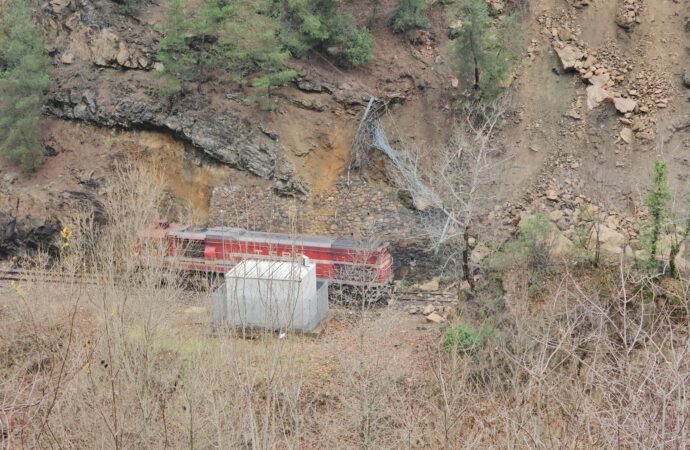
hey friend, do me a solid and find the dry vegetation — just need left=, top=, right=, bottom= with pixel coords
left=2, top=165, right=690, bottom=448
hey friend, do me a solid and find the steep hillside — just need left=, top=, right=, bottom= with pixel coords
left=1, top=0, right=688, bottom=270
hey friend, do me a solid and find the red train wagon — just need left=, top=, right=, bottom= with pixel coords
left=138, top=221, right=393, bottom=286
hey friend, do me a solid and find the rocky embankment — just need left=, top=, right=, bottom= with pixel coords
left=0, top=212, right=61, bottom=258
left=43, top=0, right=309, bottom=195
left=544, top=10, right=670, bottom=143
left=44, top=87, right=306, bottom=195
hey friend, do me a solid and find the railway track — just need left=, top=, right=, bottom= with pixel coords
left=1, top=270, right=460, bottom=306
left=392, top=290, right=458, bottom=304
left=0, top=269, right=102, bottom=285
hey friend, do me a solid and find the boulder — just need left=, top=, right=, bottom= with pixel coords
left=417, top=277, right=440, bottom=292
left=50, top=0, right=71, bottom=13
left=657, top=235, right=686, bottom=261
left=587, top=225, right=627, bottom=261
left=549, top=209, right=564, bottom=222
left=590, top=225, right=626, bottom=248
left=557, top=27, right=574, bottom=41
left=620, top=127, right=633, bottom=143
left=553, top=44, right=585, bottom=71
left=588, top=72, right=611, bottom=87
left=470, top=245, right=491, bottom=265
left=586, top=84, right=613, bottom=109
left=297, top=80, right=323, bottom=93
left=551, top=232, right=574, bottom=258
left=90, top=28, right=150, bottom=70
left=613, top=97, right=638, bottom=114
left=60, top=52, right=75, bottom=64
left=90, top=28, right=120, bottom=67
left=682, top=70, right=690, bottom=89
left=487, top=0, right=505, bottom=15
left=425, top=312, right=446, bottom=324
left=447, top=20, right=463, bottom=40
left=616, top=8, right=637, bottom=30
left=3, top=172, right=19, bottom=184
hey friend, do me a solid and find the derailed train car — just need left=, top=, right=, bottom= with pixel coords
left=137, top=220, right=393, bottom=287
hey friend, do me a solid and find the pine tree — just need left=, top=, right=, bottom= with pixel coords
left=202, top=1, right=292, bottom=79
left=156, top=0, right=197, bottom=93
left=644, top=160, right=670, bottom=268
left=200, top=0, right=296, bottom=106
left=388, top=0, right=429, bottom=33
left=276, top=0, right=374, bottom=67
left=0, top=0, right=51, bottom=170
left=451, top=0, right=509, bottom=98
left=119, top=0, right=144, bottom=16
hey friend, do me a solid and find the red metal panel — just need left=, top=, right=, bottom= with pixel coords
left=138, top=223, right=393, bottom=286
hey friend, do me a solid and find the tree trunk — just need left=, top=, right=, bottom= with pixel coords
left=473, top=54, right=480, bottom=89
left=462, top=226, right=475, bottom=291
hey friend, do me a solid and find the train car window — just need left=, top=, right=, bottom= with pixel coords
left=181, top=240, right=205, bottom=258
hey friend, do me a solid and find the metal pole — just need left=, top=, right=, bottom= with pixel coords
left=220, top=209, right=226, bottom=273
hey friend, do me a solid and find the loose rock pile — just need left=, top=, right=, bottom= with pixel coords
left=616, top=0, right=643, bottom=31
left=403, top=303, right=453, bottom=323
left=89, top=28, right=152, bottom=70
left=539, top=11, right=671, bottom=143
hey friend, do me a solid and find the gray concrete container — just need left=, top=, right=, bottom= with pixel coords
left=212, top=259, right=328, bottom=332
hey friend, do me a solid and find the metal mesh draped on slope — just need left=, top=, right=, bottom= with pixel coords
left=355, top=97, right=441, bottom=210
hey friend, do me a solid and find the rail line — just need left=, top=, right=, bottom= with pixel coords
left=1, top=270, right=461, bottom=306
left=392, top=290, right=458, bottom=304
left=0, top=269, right=102, bottom=285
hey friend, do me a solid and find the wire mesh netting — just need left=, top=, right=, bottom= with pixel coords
left=351, top=97, right=441, bottom=210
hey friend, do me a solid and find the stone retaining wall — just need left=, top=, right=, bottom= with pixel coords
left=209, top=179, right=420, bottom=240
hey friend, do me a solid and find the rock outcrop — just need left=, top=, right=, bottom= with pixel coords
left=89, top=28, right=151, bottom=70
left=554, top=44, right=585, bottom=71
left=44, top=86, right=307, bottom=193
left=0, top=213, right=61, bottom=257
left=616, top=0, right=641, bottom=30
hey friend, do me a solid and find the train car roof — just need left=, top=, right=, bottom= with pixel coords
left=202, top=227, right=387, bottom=250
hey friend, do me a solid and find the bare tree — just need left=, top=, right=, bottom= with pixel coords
left=354, top=97, right=510, bottom=294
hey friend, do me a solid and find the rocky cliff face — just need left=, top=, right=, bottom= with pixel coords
left=44, top=86, right=282, bottom=182
left=41, top=0, right=309, bottom=195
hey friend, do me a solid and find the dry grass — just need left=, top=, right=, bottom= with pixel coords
left=2, top=164, right=690, bottom=449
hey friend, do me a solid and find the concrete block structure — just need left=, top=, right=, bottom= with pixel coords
left=212, top=258, right=328, bottom=332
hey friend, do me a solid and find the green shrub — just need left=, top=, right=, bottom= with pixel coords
left=639, top=160, right=690, bottom=276
left=120, top=0, right=144, bottom=16
left=277, top=0, right=374, bottom=66
left=0, top=0, right=52, bottom=170
left=642, top=160, right=670, bottom=268
left=247, top=68, right=298, bottom=110
left=156, top=0, right=372, bottom=97
left=155, top=0, right=198, bottom=94
left=343, top=27, right=375, bottom=66
left=201, top=1, right=295, bottom=85
left=388, top=0, right=429, bottom=33
left=493, top=214, right=554, bottom=271
left=443, top=323, right=494, bottom=354
left=487, top=214, right=557, bottom=297
left=156, top=0, right=295, bottom=99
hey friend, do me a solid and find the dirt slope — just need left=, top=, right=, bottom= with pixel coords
left=1, top=0, right=689, bottom=258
